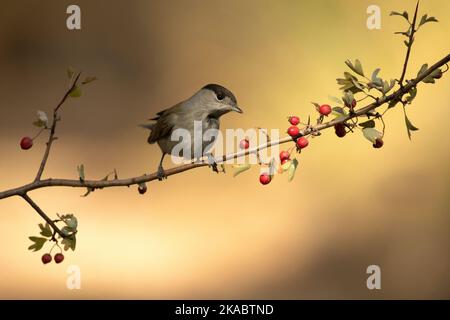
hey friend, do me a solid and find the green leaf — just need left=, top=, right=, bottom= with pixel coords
left=345, top=59, right=364, bottom=77
left=28, top=236, right=47, bottom=252
left=370, top=68, right=383, bottom=88
left=405, top=87, right=417, bottom=104
left=33, top=111, right=49, bottom=128
left=359, top=120, right=376, bottom=128
left=343, top=72, right=358, bottom=81
left=342, top=91, right=354, bottom=108
left=404, top=114, right=419, bottom=140
left=339, top=82, right=358, bottom=93
left=394, top=31, right=409, bottom=37
left=77, top=164, right=85, bottom=181
left=81, top=76, right=98, bottom=85
left=405, top=117, right=419, bottom=131
left=332, top=107, right=347, bottom=120
left=425, top=16, right=438, bottom=24
left=402, top=11, right=409, bottom=21
left=287, top=159, right=299, bottom=182
left=422, top=68, right=443, bottom=84
left=382, top=79, right=396, bottom=94
left=419, top=14, right=427, bottom=27
left=362, top=127, right=382, bottom=143
left=388, top=99, right=399, bottom=109
left=382, top=80, right=389, bottom=94
left=268, top=158, right=277, bottom=176
left=61, top=236, right=76, bottom=251
left=39, top=223, right=53, bottom=237
left=60, top=214, right=78, bottom=230
left=69, top=86, right=82, bottom=98
left=417, top=64, right=428, bottom=78
left=419, top=14, right=438, bottom=27
left=280, top=160, right=292, bottom=172
left=311, top=102, right=321, bottom=112
left=390, top=11, right=409, bottom=21
left=67, top=67, right=75, bottom=79
left=232, top=164, right=251, bottom=177
left=332, top=107, right=346, bottom=116
left=371, top=68, right=380, bottom=81
left=33, top=120, right=46, bottom=128
left=350, top=78, right=366, bottom=92
left=328, top=95, right=343, bottom=105
left=61, top=226, right=73, bottom=237
left=337, top=71, right=361, bottom=92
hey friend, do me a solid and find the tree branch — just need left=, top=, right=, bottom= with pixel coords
left=34, top=72, right=82, bottom=182
left=1, top=53, right=448, bottom=201
left=21, top=194, right=66, bottom=238
left=399, top=0, right=420, bottom=85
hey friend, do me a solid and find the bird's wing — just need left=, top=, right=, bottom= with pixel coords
left=147, top=102, right=183, bottom=144
left=148, top=110, right=165, bottom=121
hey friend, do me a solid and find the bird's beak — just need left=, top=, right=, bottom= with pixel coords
left=232, top=105, right=243, bottom=113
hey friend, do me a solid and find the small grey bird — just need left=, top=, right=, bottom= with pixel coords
left=141, top=84, right=243, bottom=180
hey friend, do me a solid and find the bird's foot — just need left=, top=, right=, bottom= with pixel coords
left=157, top=166, right=167, bottom=181
left=205, top=153, right=219, bottom=174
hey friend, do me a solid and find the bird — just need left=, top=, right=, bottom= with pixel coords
left=141, top=84, right=243, bottom=180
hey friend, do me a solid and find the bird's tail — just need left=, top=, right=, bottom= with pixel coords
left=139, top=123, right=157, bottom=144
left=138, top=123, right=155, bottom=130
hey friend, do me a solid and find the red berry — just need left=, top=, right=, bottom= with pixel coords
left=373, top=138, right=384, bottom=149
left=296, top=137, right=309, bottom=149
left=54, top=253, right=65, bottom=264
left=319, top=104, right=332, bottom=116
left=287, top=125, right=299, bottom=137
left=334, top=123, right=346, bottom=138
left=259, top=173, right=271, bottom=185
left=351, top=99, right=357, bottom=108
left=138, top=183, right=147, bottom=195
left=239, top=139, right=250, bottom=150
left=281, top=159, right=290, bottom=165
left=20, top=137, right=33, bottom=150
left=41, top=253, right=52, bottom=264
left=279, top=151, right=290, bottom=161
left=289, top=116, right=300, bottom=125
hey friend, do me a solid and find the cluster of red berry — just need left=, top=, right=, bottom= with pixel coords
left=286, top=115, right=310, bottom=150
left=41, top=252, right=64, bottom=265
left=238, top=108, right=339, bottom=185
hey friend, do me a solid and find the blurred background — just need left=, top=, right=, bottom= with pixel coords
left=0, top=0, right=449, bottom=299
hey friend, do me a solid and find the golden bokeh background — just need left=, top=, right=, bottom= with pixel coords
left=0, top=0, right=449, bottom=299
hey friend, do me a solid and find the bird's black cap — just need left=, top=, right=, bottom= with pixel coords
left=202, top=84, right=237, bottom=104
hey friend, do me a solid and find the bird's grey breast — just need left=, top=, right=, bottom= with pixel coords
left=201, top=116, right=220, bottom=155
left=205, top=115, right=220, bottom=131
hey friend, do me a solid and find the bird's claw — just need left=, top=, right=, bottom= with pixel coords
left=157, top=166, right=167, bottom=181
left=205, top=153, right=219, bottom=174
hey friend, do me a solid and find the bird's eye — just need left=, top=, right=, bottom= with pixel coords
left=216, top=93, right=225, bottom=100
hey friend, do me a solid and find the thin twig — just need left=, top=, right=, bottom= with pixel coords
left=399, top=1, right=420, bottom=85
left=34, top=72, right=82, bottom=182
left=21, top=194, right=66, bottom=238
